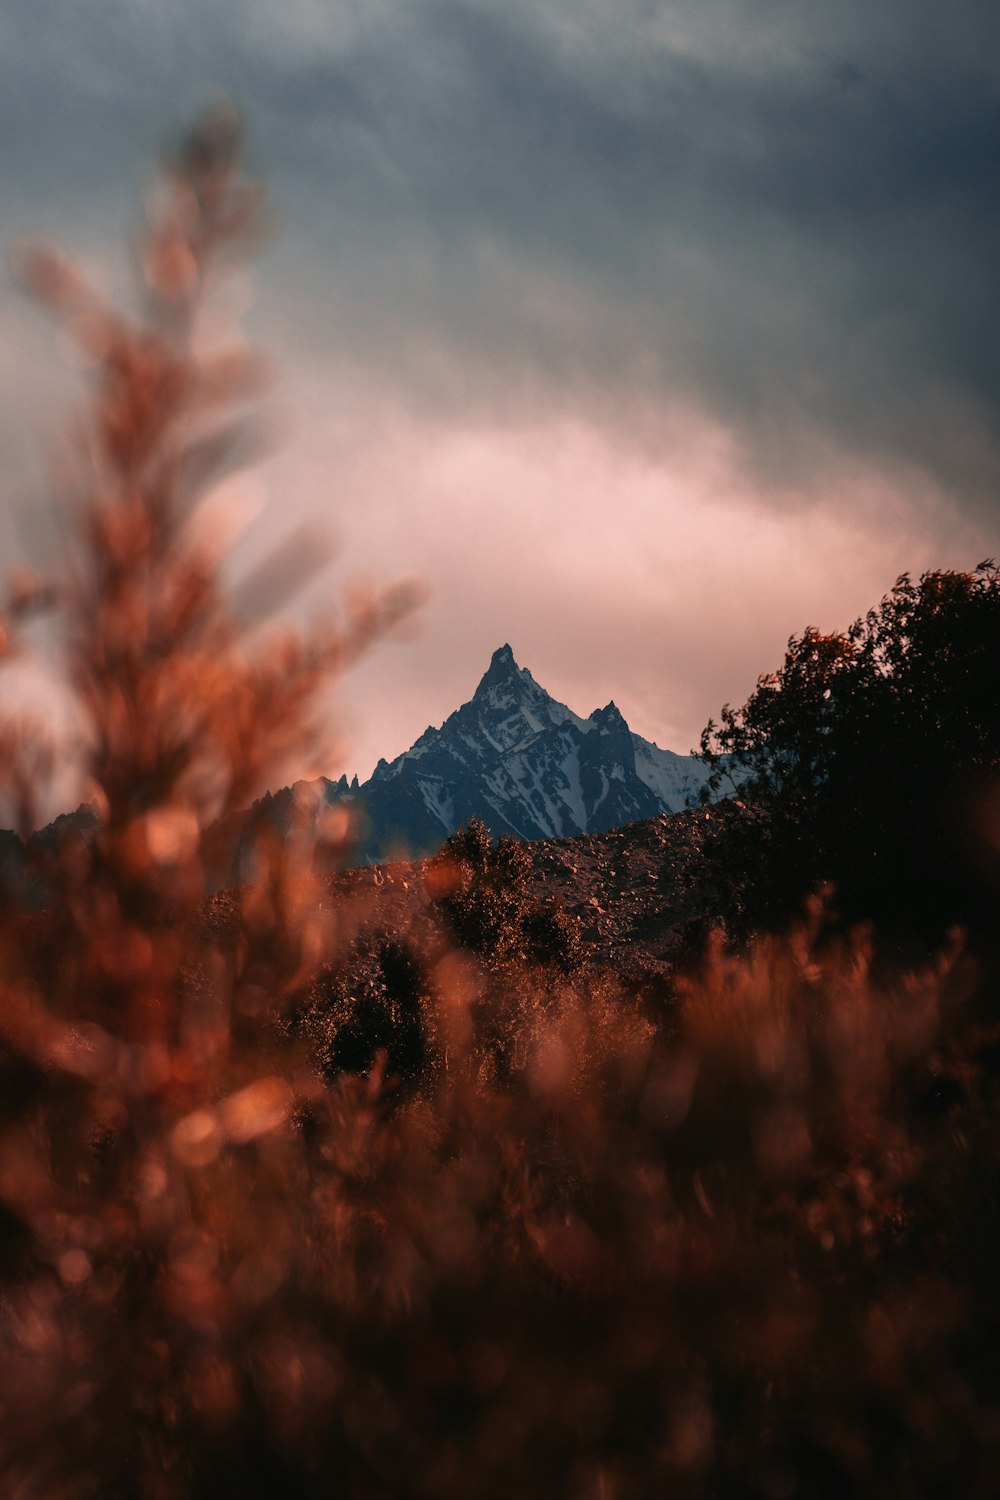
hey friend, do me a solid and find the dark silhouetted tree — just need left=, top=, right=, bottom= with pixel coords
left=698, top=562, right=1000, bottom=947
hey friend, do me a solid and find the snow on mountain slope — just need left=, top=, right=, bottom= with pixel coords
left=631, top=733, right=713, bottom=808
left=331, top=645, right=716, bottom=858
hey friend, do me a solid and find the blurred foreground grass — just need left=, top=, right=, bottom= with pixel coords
left=0, top=112, right=998, bottom=1499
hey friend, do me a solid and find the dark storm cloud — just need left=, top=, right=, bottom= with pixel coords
left=255, top=0, right=1000, bottom=518
left=2, top=0, right=999, bottom=516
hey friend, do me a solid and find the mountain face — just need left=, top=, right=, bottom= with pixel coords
left=320, top=645, right=713, bottom=858
left=0, top=649, right=715, bottom=887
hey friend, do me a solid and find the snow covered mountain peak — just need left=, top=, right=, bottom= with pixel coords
left=589, top=701, right=628, bottom=731
left=473, top=644, right=543, bottom=706
left=482, top=642, right=518, bottom=676
left=332, top=647, right=716, bottom=857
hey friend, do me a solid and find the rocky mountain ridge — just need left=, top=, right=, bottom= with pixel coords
left=0, top=647, right=715, bottom=888
left=311, top=644, right=712, bottom=860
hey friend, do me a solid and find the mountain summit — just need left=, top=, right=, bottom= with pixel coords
left=326, top=647, right=713, bottom=858
left=473, top=643, right=524, bottom=696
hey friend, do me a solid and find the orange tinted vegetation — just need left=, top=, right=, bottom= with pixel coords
left=1, top=113, right=999, bottom=1499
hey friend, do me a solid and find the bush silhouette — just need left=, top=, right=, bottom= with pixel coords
left=306, top=933, right=429, bottom=1082
left=434, top=815, right=583, bottom=973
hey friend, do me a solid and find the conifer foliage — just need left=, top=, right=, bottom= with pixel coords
left=0, top=109, right=414, bottom=1494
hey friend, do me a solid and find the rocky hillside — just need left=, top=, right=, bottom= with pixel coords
left=206, top=807, right=718, bottom=1003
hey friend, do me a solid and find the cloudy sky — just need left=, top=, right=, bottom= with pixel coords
left=1, top=0, right=998, bottom=783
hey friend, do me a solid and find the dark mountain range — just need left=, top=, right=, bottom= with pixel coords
left=1, top=648, right=715, bottom=887
left=303, top=644, right=713, bottom=860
